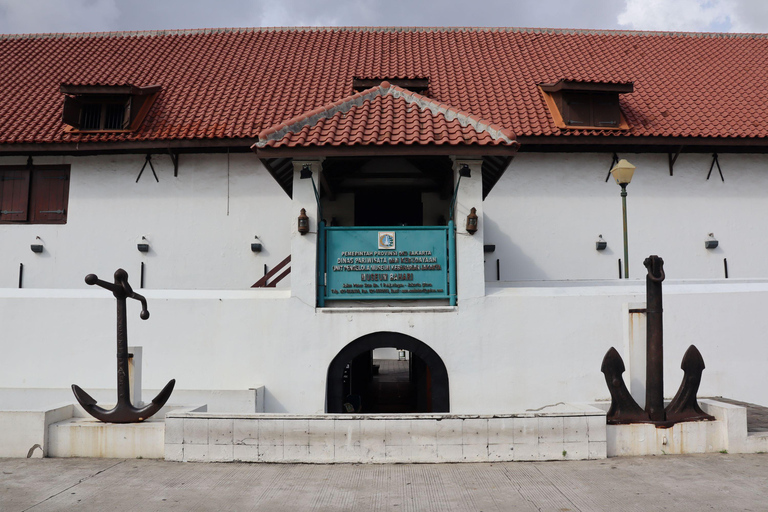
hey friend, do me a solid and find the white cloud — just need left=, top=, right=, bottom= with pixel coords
left=617, top=0, right=734, bottom=32
left=0, top=0, right=120, bottom=34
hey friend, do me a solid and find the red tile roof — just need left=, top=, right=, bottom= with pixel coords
left=2, top=27, right=768, bottom=147
left=255, top=81, right=518, bottom=150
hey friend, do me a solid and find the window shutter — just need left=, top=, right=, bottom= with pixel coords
left=62, top=96, right=82, bottom=128
left=563, top=92, right=592, bottom=126
left=29, top=169, right=69, bottom=224
left=122, top=97, right=132, bottom=129
left=0, top=169, right=30, bottom=222
left=592, top=94, right=621, bottom=127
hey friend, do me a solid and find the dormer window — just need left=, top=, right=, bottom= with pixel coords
left=61, top=84, right=161, bottom=132
left=539, top=80, right=633, bottom=130
left=353, top=77, right=429, bottom=93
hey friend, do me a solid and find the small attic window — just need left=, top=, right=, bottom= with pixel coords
left=61, top=84, right=161, bottom=132
left=353, top=78, right=429, bottom=93
left=539, top=80, right=633, bottom=130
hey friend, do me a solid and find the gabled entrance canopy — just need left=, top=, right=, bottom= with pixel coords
left=252, top=81, right=519, bottom=199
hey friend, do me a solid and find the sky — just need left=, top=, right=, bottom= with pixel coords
left=1, top=0, right=768, bottom=35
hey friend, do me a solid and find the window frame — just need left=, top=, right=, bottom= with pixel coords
left=0, top=165, right=71, bottom=225
left=539, top=80, right=632, bottom=131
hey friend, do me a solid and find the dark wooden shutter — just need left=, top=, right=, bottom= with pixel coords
left=62, top=96, right=82, bottom=128
left=592, top=93, right=621, bottom=127
left=563, top=92, right=592, bottom=126
left=122, top=97, right=132, bottom=129
left=0, top=169, right=30, bottom=222
left=29, top=168, right=70, bottom=224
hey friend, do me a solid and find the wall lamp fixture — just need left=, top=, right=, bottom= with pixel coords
left=596, top=234, right=607, bottom=251
left=705, top=233, right=719, bottom=249
left=466, top=207, right=478, bottom=234
left=31, top=236, right=43, bottom=253
left=137, top=236, right=149, bottom=252
left=298, top=208, right=309, bottom=235
left=251, top=236, right=262, bottom=252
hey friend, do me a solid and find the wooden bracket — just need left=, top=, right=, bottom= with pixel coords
left=605, top=153, right=619, bottom=182
left=706, top=153, right=724, bottom=182
left=668, top=146, right=683, bottom=176
left=168, top=149, right=179, bottom=177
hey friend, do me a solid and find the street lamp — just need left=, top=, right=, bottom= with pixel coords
left=610, top=159, right=636, bottom=279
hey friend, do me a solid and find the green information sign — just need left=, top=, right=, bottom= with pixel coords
left=322, top=226, right=452, bottom=302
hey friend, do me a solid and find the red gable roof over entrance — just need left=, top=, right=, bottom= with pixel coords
left=254, top=81, right=518, bottom=152
left=2, top=27, right=768, bottom=147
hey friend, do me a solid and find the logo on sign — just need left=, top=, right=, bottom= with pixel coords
left=378, top=231, right=395, bottom=250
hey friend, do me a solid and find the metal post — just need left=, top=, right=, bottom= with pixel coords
left=621, top=184, right=629, bottom=279
left=448, top=221, right=457, bottom=306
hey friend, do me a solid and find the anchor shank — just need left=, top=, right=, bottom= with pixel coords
left=644, top=256, right=665, bottom=421
left=116, top=294, right=130, bottom=404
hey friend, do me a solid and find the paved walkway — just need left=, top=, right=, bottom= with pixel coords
left=2, top=454, right=767, bottom=511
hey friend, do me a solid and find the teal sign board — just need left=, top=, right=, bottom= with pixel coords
left=323, top=226, right=450, bottom=301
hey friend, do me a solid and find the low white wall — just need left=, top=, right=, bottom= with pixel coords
left=2, top=280, right=767, bottom=415
left=0, top=405, right=72, bottom=457
left=164, top=406, right=607, bottom=463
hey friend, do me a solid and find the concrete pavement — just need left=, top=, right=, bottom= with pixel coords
left=2, top=454, right=767, bottom=511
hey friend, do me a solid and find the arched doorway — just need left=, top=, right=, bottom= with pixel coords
left=326, top=332, right=449, bottom=413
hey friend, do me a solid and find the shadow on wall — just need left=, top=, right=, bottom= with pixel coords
left=262, top=387, right=290, bottom=413
left=482, top=215, right=550, bottom=282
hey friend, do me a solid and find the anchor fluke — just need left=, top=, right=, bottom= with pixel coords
left=72, top=380, right=176, bottom=423
left=601, top=347, right=649, bottom=424
left=665, top=345, right=715, bottom=423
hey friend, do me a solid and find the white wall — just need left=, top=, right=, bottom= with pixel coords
left=2, top=151, right=768, bottom=416
left=484, top=152, right=768, bottom=282
left=0, top=153, right=291, bottom=290
left=2, top=280, right=767, bottom=414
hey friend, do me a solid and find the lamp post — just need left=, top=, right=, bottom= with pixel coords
left=610, top=159, right=636, bottom=279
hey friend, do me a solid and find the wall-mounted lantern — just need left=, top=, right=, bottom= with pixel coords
left=30, top=236, right=43, bottom=253
left=596, top=234, right=607, bottom=251
left=466, top=207, right=478, bottom=235
left=137, top=236, right=149, bottom=253
left=251, top=236, right=262, bottom=252
left=705, top=233, right=719, bottom=249
left=298, top=208, right=309, bottom=235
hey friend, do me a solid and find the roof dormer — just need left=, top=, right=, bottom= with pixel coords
left=61, top=84, right=161, bottom=133
left=539, top=80, right=633, bottom=130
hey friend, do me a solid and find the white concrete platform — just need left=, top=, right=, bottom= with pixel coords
left=164, top=403, right=608, bottom=463
left=596, top=399, right=768, bottom=456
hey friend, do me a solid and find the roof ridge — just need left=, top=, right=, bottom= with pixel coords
left=255, top=82, right=516, bottom=147
left=3, top=25, right=768, bottom=41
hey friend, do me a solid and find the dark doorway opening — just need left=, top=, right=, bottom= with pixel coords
left=354, top=188, right=423, bottom=226
left=326, top=332, right=449, bottom=413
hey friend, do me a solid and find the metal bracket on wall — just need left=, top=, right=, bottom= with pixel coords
left=136, top=154, right=159, bottom=183
left=168, top=149, right=179, bottom=177
left=706, top=153, right=724, bottom=182
left=668, top=146, right=683, bottom=176
left=604, top=153, right=619, bottom=182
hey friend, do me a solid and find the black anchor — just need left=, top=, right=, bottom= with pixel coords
left=72, top=269, right=175, bottom=423
left=601, top=255, right=714, bottom=427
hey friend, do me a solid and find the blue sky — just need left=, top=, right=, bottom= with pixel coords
left=1, top=0, right=767, bottom=34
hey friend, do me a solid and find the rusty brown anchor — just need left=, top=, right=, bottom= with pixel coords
left=601, top=255, right=714, bottom=427
left=72, top=269, right=175, bottom=423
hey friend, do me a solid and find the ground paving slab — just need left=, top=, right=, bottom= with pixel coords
left=2, top=454, right=767, bottom=511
